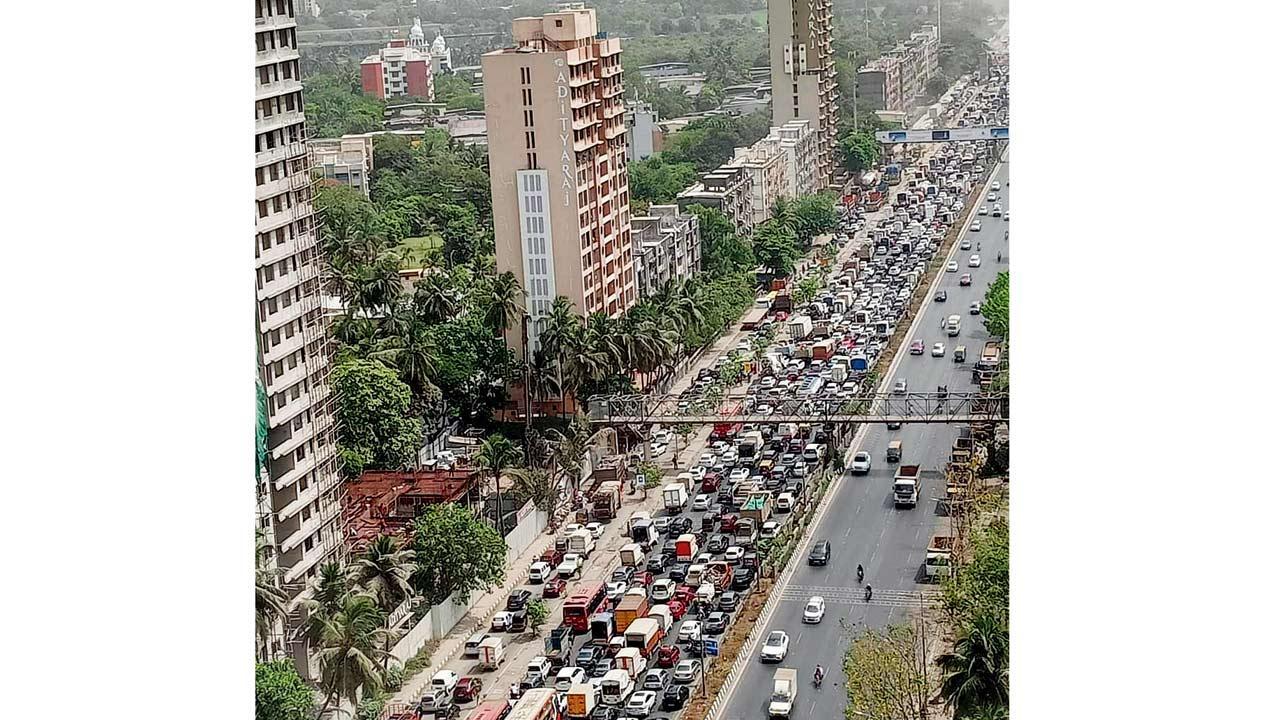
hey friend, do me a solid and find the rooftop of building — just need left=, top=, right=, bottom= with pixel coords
left=341, top=468, right=483, bottom=550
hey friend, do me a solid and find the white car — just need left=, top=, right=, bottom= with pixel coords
left=557, top=553, right=583, bottom=578
left=759, top=630, right=790, bottom=663
left=969, top=254, right=982, bottom=268
left=851, top=451, right=872, bottom=474
left=986, top=191, right=997, bottom=201
left=672, top=659, right=703, bottom=684
left=992, top=181, right=1001, bottom=191
left=606, top=581, right=628, bottom=602
left=692, top=493, right=711, bottom=511
left=969, top=221, right=981, bottom=232
left=960, top=239, right=972, bottom=250
left=946, top=260, right=959, bottom=272
left=760, top=375, right=776, bottom=389
left=562, top=523, right=584, bottom=537
left=430, top=669, right=460, bottom=694
left=932, top=342, right=946, bottom=357
left=555, top=666, right=586, bottom=692
left=761, top=520, right=781, bottom=539
left=585, top=522, right=605, bottom=539
left=725, top=546, right=746, bottom=564
left=803, top=596, right=826, bottom=624
left=625, top=690, right=658, bottom=717
left=698, top=452, right=715, bottom=468
left=729, top=467, right=750, bottom=484
left=651, top=579, right=676, bottom=602
left=720, top=447, right=737, bottom=464
left=688, top=466, right=707, bottom=483
left=528, top=561, right=552, bottom=584
left=970, top=301, right=982, bottom=315
left=649, top=441, right=668, bottom=456
left=678, top=620, right=702, bottom=643
left=641, top=669, right=668, bottom=690
left=490, top=611, right=514, bottom=632
left=977, top=205, right=988, bottom=215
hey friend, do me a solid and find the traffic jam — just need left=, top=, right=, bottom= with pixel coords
left=419, top=74, right=1009, bottom=720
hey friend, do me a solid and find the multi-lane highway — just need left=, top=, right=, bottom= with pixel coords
left=716, top=155, right=1009, bottom=720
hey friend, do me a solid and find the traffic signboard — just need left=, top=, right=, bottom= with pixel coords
left=703, top=639, right=719, bottom=657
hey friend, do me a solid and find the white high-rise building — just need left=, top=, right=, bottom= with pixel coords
left=768, top=0, right=838, bottom=186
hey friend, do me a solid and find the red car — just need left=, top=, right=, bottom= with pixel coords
left=542, top=547, right=565, bottom=566
left=542, top=577, right=567, bottom=598
left=632, top=571, right=654, bottom=587
left=655, top=645, right=682, bottom=668
left=910, top=339, right=925, bottom=355
left=453, top=677, right=483, bottom=704
left=720, top=514, right=739, bottom=533
left=701, top=473, right=721, bottom=493
left=668, top=598, right=690, bottom=619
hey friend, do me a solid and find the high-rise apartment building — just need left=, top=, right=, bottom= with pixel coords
left=254, top=0, right=342, bottom=668
left=361, top=40, right=434, bottom=101
left=768, top=0, right=838, bottom=187
left=483, top=6, right=635, bottom=363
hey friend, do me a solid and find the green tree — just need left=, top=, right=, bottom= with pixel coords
left=332, top=359, right=423, bottom=476
left=550, top=412, right=593, bottom=492
left=410, top=503, right=508, bottom=606
left=509, top=466, right=558, bottom=516
left=842, top=623, right=931, bottom=720
left=936, top=609, right=1010, bottom=717
left=314, top=594, right=390, bottom=720
left=424, top=314, right=518, bottom=420
left=255, top=660, right=316, bottom=720
left=794, top=276, right=821, bottom=306
left=303, top=72, right=384, bottom=137
left=687, top=205, right=754, bottom=277
left=792, top=194, right=839, bottom=243
left=255, top=532, right=287, bottom=654
left=752, top=220, right=802, bottom=277
left=349, top=534, right=417, bottom=614
left=526, top=598, right=550, bottom=633
left=980, top=271, right=1009, bottom=339
left=628, top=156, right=698, bottom=207
left=484, top=271, right=525, bottom=335
left=475, top=434, right=522, bottom=533
left=839, top=130, right=882, bottom=174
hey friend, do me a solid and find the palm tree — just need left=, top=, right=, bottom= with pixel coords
left=313, top=593, right=390, bottom=720
left=255, top=533, right=288, bottom=658
left=550, top=413, right=592, bottom=498
left=527, top=350, right=563, bottom=410
left=936, top=611, right=1010, bottom=716
left=370, top=317, right=437, bottom=396
left=474, top=434, right=523, bottom=534
left=348, top=535, right=416, bottom=614
left=508, top=466, right=557, bottom=515
left=484, top=271, right=524, bottom=334
left=411, top=270, right=460, bottom=324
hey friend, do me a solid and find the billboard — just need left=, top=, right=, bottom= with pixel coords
left=876, top=126, right=1009, bottom=144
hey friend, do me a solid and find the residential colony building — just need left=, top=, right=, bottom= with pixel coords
left=624, top=100, right=659, bottom=162
left=631, top=205, right=701, bottom=298
left=254, top=0, right=342, bottom=670
left=676, top=164, right=753, bottom=236
left=310, top=136, right=373, bottom=195
left=856, top=25, right=940, bottom=113
left=361, top=39, right=435, bottom=101
left=768, top=0, right=838, bottom=187
left=483, top=6, right=635, bottom=369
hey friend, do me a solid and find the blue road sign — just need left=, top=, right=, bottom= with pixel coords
left=886, top=131, right=908, bottom=143
left=703, top=639, right=719, bottom=657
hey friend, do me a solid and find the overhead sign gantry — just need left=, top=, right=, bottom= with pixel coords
left=876, top=126, right=1009, bottom=144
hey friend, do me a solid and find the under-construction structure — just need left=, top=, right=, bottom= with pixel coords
left=256, top=0, right=342, bottom=674
left=341, top=469, right=484, bottom=550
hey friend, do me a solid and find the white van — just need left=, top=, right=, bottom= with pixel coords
left=601, top=668, right=634, bottom=705
left=802, top=443, right=822, bottom=464
left=945, top=315, right=962, bottom=337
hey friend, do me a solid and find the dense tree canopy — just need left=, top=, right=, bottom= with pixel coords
left=980, top=272, right=1009, bottom=339
left=332, top=359, right=423, bottom=476
left=411, top=503, right=508, bottom=605
left=628, top=156, right=698, bottom=211
left=303, top=72, right=384, bottom=138
left=255, top=660, right=316, bottom=720
left=752, top=219, right=802, bottom=277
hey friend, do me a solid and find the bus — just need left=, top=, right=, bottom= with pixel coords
left=562, top=580, right=607, bottom=633
left=712, top=400, right=744, bottom=440
left=467, top=701, right=512, bottom=720
left=507, top=688, right=560, bottom=720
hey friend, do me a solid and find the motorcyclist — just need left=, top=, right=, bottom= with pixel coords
left=814, top=665, right=825, bottom=685
left=864, top=584, right=874, bottom=601
left=997, top=252, right=1003, bottom=262
left=856, top=564, right=864, bottom=582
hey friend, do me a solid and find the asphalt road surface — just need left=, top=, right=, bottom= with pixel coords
left=716, top=156, right=1009, bottom=720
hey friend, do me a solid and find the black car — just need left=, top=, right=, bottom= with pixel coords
left=807, top=540, right=832, bottom=566
left=667, top=517, right=693, bottom=536
left=934, top=290, right=947, bottom=302
left=661, top=540, right=678, bottom=558
left=508, top=608, right=528, bottom=633
left=506, top=589, right=532, bottom=611
left=611, top=566, right=635, bottom=584
left=576, top=644, right=605, bottom=670
left=669, top=563, right=689, bottom=583
left=589, top=659, right=614, bottom=679
left=704, top=611, right=729, bottom=634
left=590, top=703, right=622, bottom=720
left=647, top=555, right=671, bottom=574
left=717, top=591, right=740, bottom=613
left=732, top=567, right=755, bottom=591
left=706, top=534, right=730, bottom=554
left=661, top=685, right=691, bottom=711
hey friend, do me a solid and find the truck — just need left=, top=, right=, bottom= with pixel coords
left=733, top=519, right=759, bottom=550
left=737, top=431, right=764, bottom=461
left=675, top=533, right=700, bottom=562
left=705, top=560, right=734, bottom=591
left=615, top=594, right=650, bottom=633
left=567, top=529, right=595, bottom=558
left=977, top=340, right=1003, bottom=370
left=566, top=683, right=598, bottom=720
left=615, top=647, right=648, bottom=679
left=662, top=483, right=688, bottom=513
left=712, top=400, right=744, bottom=440
left=624, top=617, right=664, bottom=658
left=630, top=519, right=657, bottom=549
left=768, top=668, right=798, bottom=717
left=831, top=363, right=848, bottom=383
left=772, top=291, right=794, bottom=313
left=600, top=669, right=634, bottom=706
left=925, top=535, right=955, bottom=580
left=544, top=625, right=575, bottom=669
left=893, top=464, right=921, bottom=508
left=944, top=314, right=961, bottom=337
left=627, top=511, right=652, bottom=536
left=811, top=339, right=833, bottom=362
left=589, top=613, right=615, bottom=643
left=647, top=604, right=673, bottom=633
left=787, top=315, right=813, bottom=340
left=591, top=481, right=622, bottom=520
left=619, top=543, right=646, bottom=568
left=478, top=636, right=505, bottom=670
left=740, top=491, right=772, bottom=524
left=850, top=354, right=868, bottom=372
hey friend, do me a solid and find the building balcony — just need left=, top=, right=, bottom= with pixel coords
left=256, top=141, right=307, bottom=168
left=601, top=82, right=624, bottom=98
left=258, top=261, right=319, bottom=303
left=255, top=12, right=298, bottom=32
left=572, top=115, right=593, bottom=131
left=261, top=293, right=319, bottom=335
left=598, top=37, right=622, bottom=57
left=255, top=46, right=299, bottom=67
left=569, top=72, right=595, bottom=88
left=278, top=501, right=339, bottom=554
left=256, top=175, right=292, bottom=201
left=602, top=101, right=624, bottom=119
left=256, top=78, right=303, bottom=102
left=256, top=109, right=304, bottom=134
left=570, top=94, right=596, bottom=109
left=600, top=63, right=622, bottom=78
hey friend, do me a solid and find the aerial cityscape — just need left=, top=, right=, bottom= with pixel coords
left=254, top=2, right=1010, bottom=719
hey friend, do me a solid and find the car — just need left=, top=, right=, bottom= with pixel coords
left=655, top=644, right=681, bottom=669
left=490, top=611, right=514, bottom=632
left=760, top=630, right=790, bottom=662
left=691, top=493, right=711, bottom=511
left=611, top=566, right=635, bottom=584
left=803, top=596, right=826, bottom=624
left=1004, top=211, right=1010, bottom=222
left=910, top=339, right=925, bottom=355
left=606, top=581, right=628, bottom=602
left=507, top=589, right=533, bottom=611
left=668, top=564, right=689, bottom=583
left=667, top=598, right=689, bottom=620
left=729, top=467, right=750, bottom=484
left=760, top=521, right=781, bottom=539
left=647, top=555, right=671, bottom=575
left=542, top=577, right=567, bottom=598
left=661, top=684, right=691, bottom=710
left=528, top=560, right=553, bottom=584
left=725, top=545, right=746, bottom=564
left=851, top=451, right=872, bottom=474
left=541, top=548, right=565, bottom=567
left=947, top=260, right=960, bottom=272
left=652, top=516, right=672, bottom=535
left=417, top=689, right=454, bottom=719
left=732, top=566, right=756, bottom=591
left=577, top=644, right=605, bottom=669
left=932, top=342, right=945, bottom=357
left=717, top=591, right=740, bottom=612
left=706, top=533, right=730, bottom=554
left=557, top=554, right=583, bottom=578
left=453, top=677, right=483, bottom=704
left=992, top=181, right=1001, bottom=191
left=651, top=578, right=676, bottom=601
left=977, top=205, right=988, bottom=215
left=641, top=669, right=668, bottom=691
left=969, top=254, right=981, bottom=267
left=508, top=608, right=528, bottom=633
left=807, top=540, right=831, bottom=566
left=431, top=670, right=461, bottom=695
left=698, top=452, right=715, bottom=468
left=625, top=690, right=658, bottom=717
left=677, top=620, right=702, bottom=643
left=933, top=290, right=947, bottom=302
left=991, top=203, right=1002, bottom=217
left=893, top=378, right=908, bottom=395
left=585, top=522, right=605, bottom=539
left=555, top=667, right=586, bottom=692
left=987, top=191, right=997, bottom=201
left=960, top=238, right=972, bottom=250
left=672, top=659, right=703, bottom=684
left=959, top=273, right=972, bottom=287
left=969, top=301, right=982, bottom=315
left=562, top=523, right=584, bottom=537
left=704, top=611, right=730, bottom=634
left=668, top=517, right=693, bottom=536
left=968, top=221, right=981, bottom=233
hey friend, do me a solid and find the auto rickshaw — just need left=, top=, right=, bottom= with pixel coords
left=953, top=345, right=966, bottom=363
left=886, top=439, right=902, bottom=463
